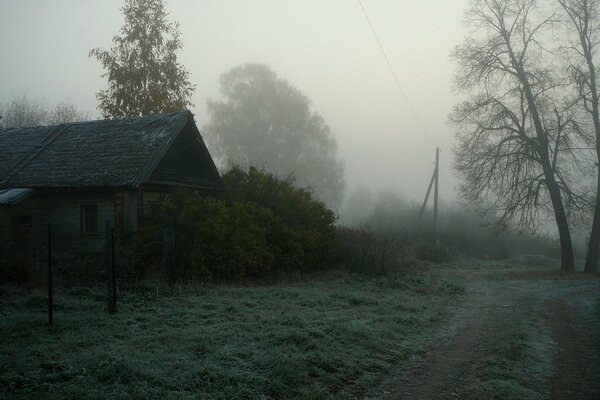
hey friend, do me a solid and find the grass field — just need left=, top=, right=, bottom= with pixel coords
left=0, top=272, right=463, bottom=399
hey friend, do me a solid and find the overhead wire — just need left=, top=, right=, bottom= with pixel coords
left=357, top=0, right=436, bottom=146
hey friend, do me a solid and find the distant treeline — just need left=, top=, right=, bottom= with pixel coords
left=340, top=190, right=565, bottom=263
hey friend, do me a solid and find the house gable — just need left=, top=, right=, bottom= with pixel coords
left=144, top=121, right=223, bottom=192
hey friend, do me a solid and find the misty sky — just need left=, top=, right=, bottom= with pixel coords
left=0, top=0, right=470, bottom=207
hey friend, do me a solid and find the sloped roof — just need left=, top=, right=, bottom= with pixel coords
left=0, top=111, right=221, bottom=191
left=0, top=188, right=34, bottom=206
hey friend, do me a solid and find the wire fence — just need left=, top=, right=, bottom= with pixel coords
left=1, top=220, right=118, bottom=323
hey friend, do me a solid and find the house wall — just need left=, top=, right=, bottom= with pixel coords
left=114, top=190, right=165, bottom=231
left=7, top=191, right=116, bottom=254
left=141, top=191, right=166, bottom=217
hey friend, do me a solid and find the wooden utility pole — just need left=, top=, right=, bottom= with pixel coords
left=419, top=148, right=440, bottom=243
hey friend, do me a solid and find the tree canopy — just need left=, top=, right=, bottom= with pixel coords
left=204, top=63, right=345, bottom=209
left=90, top=0, right=194, bottom=119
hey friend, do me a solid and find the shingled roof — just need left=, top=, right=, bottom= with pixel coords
left=0, top=111, right=222, bottom=191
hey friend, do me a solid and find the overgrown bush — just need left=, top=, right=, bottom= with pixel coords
left=125, top=167, right=337, bottom=282
left=222, top=167, right=338, bottom=271
left=335, top=227, right=406, bottom=274
left=352, top=193, right=562, bottom=263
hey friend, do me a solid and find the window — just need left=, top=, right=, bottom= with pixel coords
left=149, top=203, right=162, bottom=215
left=12, top=215, right=32, bottom=225
left=80, top=204, right=98, bottom=234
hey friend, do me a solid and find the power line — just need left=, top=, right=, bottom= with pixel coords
left=357, top=0, right=436, bottom=146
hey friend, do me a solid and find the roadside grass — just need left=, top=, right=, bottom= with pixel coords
left=0, top=273, right=462, bottom=399
left=564, top=291, right=600, bottom=399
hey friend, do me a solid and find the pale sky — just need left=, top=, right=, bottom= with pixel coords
left=0, top=0, right=470, bottom=206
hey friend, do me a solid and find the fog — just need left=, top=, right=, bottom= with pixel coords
left=0, top=0, right=469, bottom=205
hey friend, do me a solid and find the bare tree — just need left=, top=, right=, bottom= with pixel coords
left=452, top=0, right=587, bottom=271
left=47, top=102, right=90, bottom=125
left=0, top=93, right=89, bottom=128
left=0, top=93, right=48, bottom=128
left=558, top=0, right=600, bottom=273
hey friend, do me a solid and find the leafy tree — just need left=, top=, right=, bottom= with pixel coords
left=339, top=185, right=375, bottom=226
left=204, top=63, right=346, bottom=208
left=0, top=93, right=89, bottom=128
left=90, top=0, right=195, bottom=118
left=451, top=0, right=588, bottom=271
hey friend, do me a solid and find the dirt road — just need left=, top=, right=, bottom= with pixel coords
left=368, top=265, right=600, bottom=400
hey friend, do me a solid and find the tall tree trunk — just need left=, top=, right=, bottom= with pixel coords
left=547, top=175, right=576, bottom=271
left=561, top=0, right=600, bottom=272
left=583, top=38, right=600, bottom=273
left=509, top=48, right=576, bottom=271
left=585, top=172, right=600, bottom=273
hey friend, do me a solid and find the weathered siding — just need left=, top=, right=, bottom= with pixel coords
left=8, top=191, right=115, bottom=254
left=142, top=191, right=166, bottom=217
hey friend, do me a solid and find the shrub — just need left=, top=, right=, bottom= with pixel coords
left=125, top=167, right=338, bottom=282
left=353, top=193, right=562, bottom=263
left=222, top=167, right=337, bottom=271
left=335, top=227, right=406, bottom=275
left=415, top=241, right=452, bottom=263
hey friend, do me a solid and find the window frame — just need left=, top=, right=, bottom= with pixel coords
left=80, top=204, right=99, bottom=235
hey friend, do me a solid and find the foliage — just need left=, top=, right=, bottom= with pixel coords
left=90, top=0, right=195, bottom=118
left=335, top=226, right=406, bottom=274
left=338, top=185, right=375, bottom=226
left=221, top=166, right=337, bottom=269
left=204, top=63, right=345, bottom=208
left=344, top=191, right=562, bottom=262
left=126, top=167, right=337, bottom=282
left=0, top=93, right=89, bottom=128
left=0, top=274, right=460, bottom=399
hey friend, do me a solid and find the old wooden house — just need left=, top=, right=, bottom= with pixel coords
left=0, top=111, right=222, bottom=253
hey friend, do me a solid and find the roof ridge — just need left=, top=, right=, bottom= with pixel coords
left=133, top=112, right=192, bottom=187
left=0, top=110, right=190, bottom=132
left=0, top=124, right=71, bottom=186
left=0, top=110, right=207, bottom=190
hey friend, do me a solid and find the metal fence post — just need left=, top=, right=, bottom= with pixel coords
left=106, top=221, right=116, bottom=314
left=110, top=228, right=117, bottom=313
left=47, top=224, right=53, bottom=326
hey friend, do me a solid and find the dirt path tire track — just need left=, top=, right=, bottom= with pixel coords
left=548, top=298, right=600, bottom=400
left=368, top=268, right=600, bottom=400
left=400, top=291, right=502, bottom=400
left=371, top=283, right=521, bottom=400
